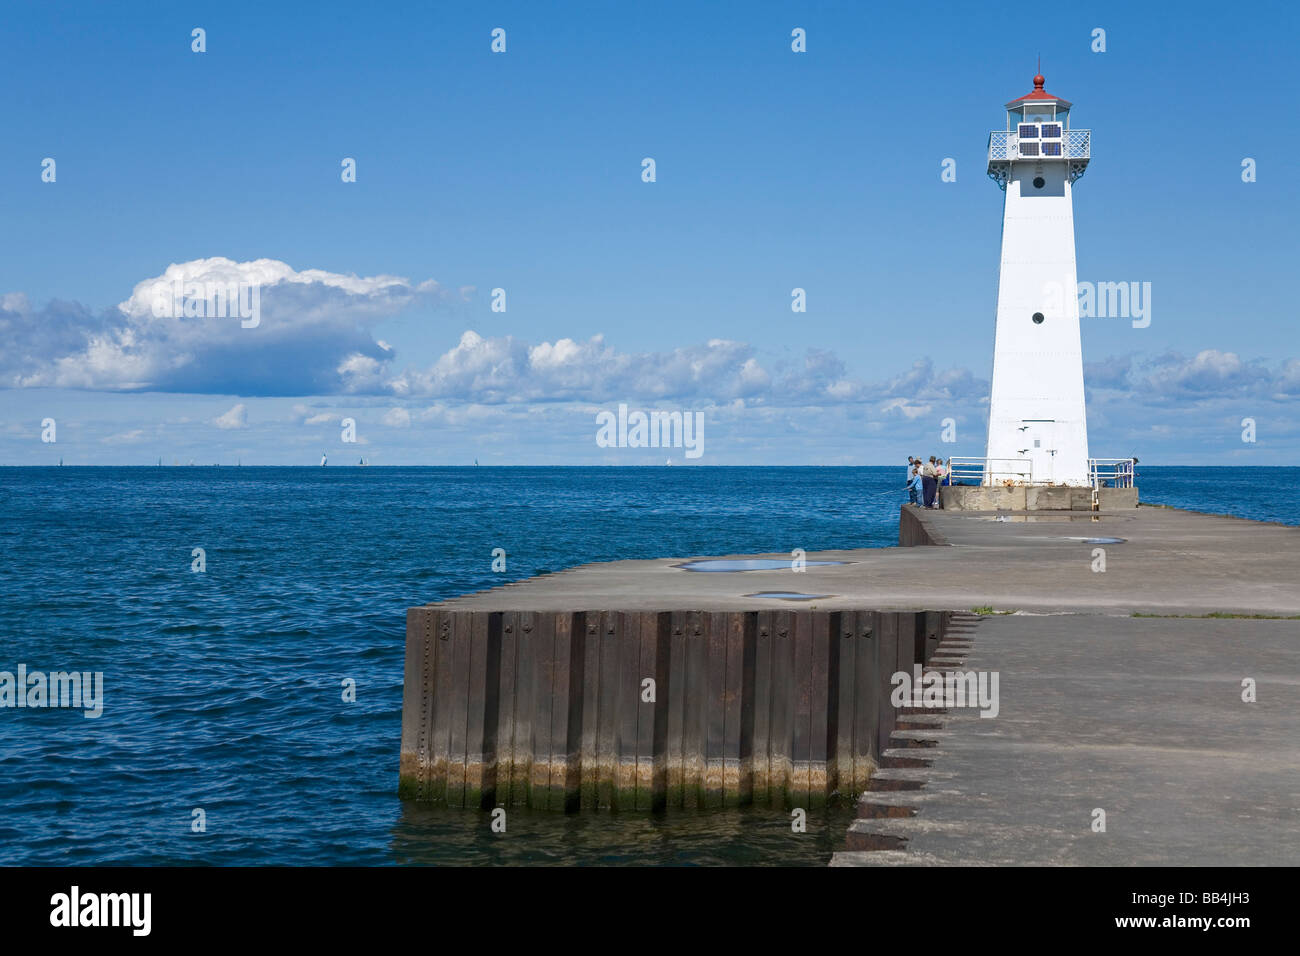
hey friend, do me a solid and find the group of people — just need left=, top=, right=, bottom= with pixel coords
left=905, top=455, right=949, bottom=508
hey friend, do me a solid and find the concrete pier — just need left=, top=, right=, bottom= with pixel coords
left=939, top=484, right=1137, bottom=511
left=401, top=502, right=1299, bottom=862
left=832, top=504, right=1300, bottom=867
left=400, top=605, right=949, bottom=810
left=413, top=504, right=1300, bottom=618
left=832, top=613, right=1299, bottom=866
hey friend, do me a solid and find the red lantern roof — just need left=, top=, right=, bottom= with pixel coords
left=1006, top=74, right=1071, bottom=109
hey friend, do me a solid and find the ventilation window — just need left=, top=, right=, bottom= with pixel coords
left=1033, top=176, right=1045, bottom=189
left=1032, top=312, right=1045, bottom=324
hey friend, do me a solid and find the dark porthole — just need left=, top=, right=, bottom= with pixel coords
left=1032, top=312, right=1045, bottom=324
left=1033, top=176, right=1046, bottom=189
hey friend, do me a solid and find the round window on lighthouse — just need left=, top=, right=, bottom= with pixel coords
left=1032, top=312, right=1045, bottom=324
left=1033, top=176, right=1046, bottom=189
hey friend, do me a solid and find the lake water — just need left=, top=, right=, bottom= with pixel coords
left=0, top=465, right=1293, bottom=865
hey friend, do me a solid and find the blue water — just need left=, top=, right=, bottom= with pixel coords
left=0, top=465, right=1294, bottom=865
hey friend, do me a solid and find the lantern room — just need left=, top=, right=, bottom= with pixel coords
left=1005, top=74, right=1071, bottom=130
left=988, top=73, right=1090, bottom=187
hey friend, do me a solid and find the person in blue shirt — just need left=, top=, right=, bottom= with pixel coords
left=906, top=466, right=923, bottom=506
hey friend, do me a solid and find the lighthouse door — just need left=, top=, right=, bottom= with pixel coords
left=1019, top=419, right=1056, bottom=484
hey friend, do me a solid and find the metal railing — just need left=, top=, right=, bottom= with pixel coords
left=946, top=456, right=1033, bottom=486
left=1088, top=457, right=1136, bottom=489
left=989, top=131, right=1010, bottom=160
left=988, top=128, right=1089, bottom=162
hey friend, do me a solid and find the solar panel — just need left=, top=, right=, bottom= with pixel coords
left=1041, top=124, right=1062, bottom=138
left=1019, top=141, right=1039, bottom=157
left=1018, top=124, right=1039, bottom=138
left=1042, top=142, right=1062, bottom=156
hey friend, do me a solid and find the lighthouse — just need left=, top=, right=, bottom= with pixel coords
left=984, top=74, right=1091, bottom=486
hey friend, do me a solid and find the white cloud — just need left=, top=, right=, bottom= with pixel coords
left=393, top=332, right=835, bottom=405
left=382, top=407, right=412, bottom=428
left=1086, top=350, right=1300, bottom=403
left=3, top=257, right=445, bottom=394
left=213, top=403, right=248, bottom=429
left=5, top=258, right=1296, bottom=473
left=115, top=258, right=430, bottom=322
left=101, top=428, right=146, bottom=444
left=338, top=352, right=388, bottom=393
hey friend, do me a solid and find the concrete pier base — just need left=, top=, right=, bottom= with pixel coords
left=400, top=605, right=951, bottom=810
left=939, top=484, right=1138, bottom=511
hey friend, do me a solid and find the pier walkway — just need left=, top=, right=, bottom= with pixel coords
left=832, top=613, right=1299, bottom=866
left=435, top=505, right=1300, bottom=618
left=402, top=504, right=1298, bottom=863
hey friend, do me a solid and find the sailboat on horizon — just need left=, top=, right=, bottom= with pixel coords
left=321, top=452, right=328, bottom=466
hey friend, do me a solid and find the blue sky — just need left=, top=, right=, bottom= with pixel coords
left=2, top=0, right=1297, bottom=465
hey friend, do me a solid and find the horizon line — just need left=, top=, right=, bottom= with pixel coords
left=0, top=463, right=1288, bottom=470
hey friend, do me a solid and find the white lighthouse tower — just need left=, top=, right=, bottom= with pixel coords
left=984, top=74, right=1091, bottom=486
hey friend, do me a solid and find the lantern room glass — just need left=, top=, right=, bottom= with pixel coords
left=1007, top=104, right=1070, bottom=130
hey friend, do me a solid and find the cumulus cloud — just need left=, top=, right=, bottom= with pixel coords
left=382, top=407, right=412, bottom=428
left=2, top=258, right=448, bottom=395
left=376, top=334, right=991, bottom=411
left=6, top=260, right=1295, bottom=448
left=1085, top=350, right=1300, bottom=403
left=385, top=331, right=777, bottom=404
left=10, top=260, right=976, bottom=405
left=0, top=295, right=108, bottom=384
left=213, top=403, right=248, bottom=429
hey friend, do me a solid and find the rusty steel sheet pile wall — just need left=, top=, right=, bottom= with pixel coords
left=400, top=607, right=949, bottom=811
